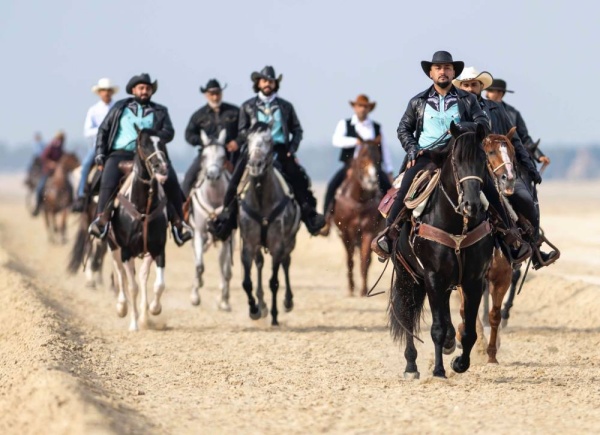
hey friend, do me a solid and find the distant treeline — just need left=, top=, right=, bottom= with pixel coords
left=2, top=140, right=599, bottom=181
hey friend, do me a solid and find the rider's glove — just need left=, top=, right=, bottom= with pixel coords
left=530, top=169, right=542, bottom=185
left=95, top=154, right=106, bottom=167
left=407, top=146, right=418, bottom=164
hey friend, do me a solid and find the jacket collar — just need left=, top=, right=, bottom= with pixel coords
left=417, top=84, right=461, bottom=99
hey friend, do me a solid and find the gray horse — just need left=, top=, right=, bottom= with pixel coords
left=239, top=122, right=300, bottom=326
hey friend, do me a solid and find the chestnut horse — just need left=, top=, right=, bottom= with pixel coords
left=42, top=152, right=80, bottom=243
left=332, top=144, right=384, bottom=296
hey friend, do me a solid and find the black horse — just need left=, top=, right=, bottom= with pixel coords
left=108, top=127, right=170, bottom=331
left=389, top=122, right=494, bottom=379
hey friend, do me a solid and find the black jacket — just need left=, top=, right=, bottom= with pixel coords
left=185, top=102, right=239, bottom=147
left=95, top=98, right=174, bottom=158
left=237, top=96, right=302, bottom=152
left=480, top=98, right=539, bottom=178
left=397, top=85, right=490, bottom=154
left=501, top=101, right=545, bottom=161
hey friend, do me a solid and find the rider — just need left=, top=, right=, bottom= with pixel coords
left=32, top=131, right=65, bottom=216
left=88, top=73, right=192, bottom=246
left=321, top=94, right=393, bottom=236
left=72, top=78, right=119, bottom=212
left=181, top=78, right=240, bottom=199
left=453, top=67, right=557, bottom=268
left=209, top=65, right=325, bottom=240
left=486, top=78, right=551, bottom=167
left=372, top=51, right=491, bottom=259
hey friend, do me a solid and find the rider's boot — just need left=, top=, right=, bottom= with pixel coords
left=530, top=230, right=559, bottom=270
left=371, top=223, right=400, bottom=260
left=301, top=202, right=326, bottom=236
left=88, top=208, right=112, bottom=239
left=72, top=196, right=85, bottom=213
left=319, top=209, right=333, bottom=237
left=209, top=201, right=238, bottom=242
left=171, top=216, right=193, bottom=247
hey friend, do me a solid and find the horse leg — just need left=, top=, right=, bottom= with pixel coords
left=451, top=279, right=485, bottom=374
left=486, top=253, right=512, bottom=363
left=84, top=258, right=96, bottom=289
left=217, top=239, right=233, bottom=312
left=44, top=210, right=53, bottom=243
left=191, top=226, right=205, bottom=306
left=123, top=259, right=139, bottom=331
left=112, top=249, right=128, bottom=318
left=282, top=255, right=293, bottom=312
left=255, top=251, right=268, bottom=318
left=241, top=244, right=260, bottom=320
left=60, top=209, right=68, bottom=244
left=501, top=267, right=521, bottom=328
left=443, top=303, right=457, bottom=355
left=93, top=241, right=108, bottom=287
left=150, top=254, right=166, bottom=316
left=343, top=231, right=355, bottom=296
left=269, top=259, right=281, bottom=326
left=425, top=277, right=450, bottom=378
left=359, top=233, right=372, bottom=297
left=137, top=254, right=153, bottom=328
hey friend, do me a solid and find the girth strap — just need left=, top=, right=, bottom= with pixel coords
left=241, top=196, right=291, bottom=247
left=117, top=193, right=167, bottom=224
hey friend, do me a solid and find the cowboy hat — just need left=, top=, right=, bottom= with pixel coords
left=452, top=67, right=494, bottom=90
left=126, top=73, right=158, bottom=94
left=421, top=51, right=464, bottom=77
left=91, top=78, right=119, bottom=94
left=251, top=65, right=283, bottom=83
left=487, top=78, right=514, bottom=93
left=349, top=94, right=376, bottom=112
left=200, top=78, right=227, bottom=93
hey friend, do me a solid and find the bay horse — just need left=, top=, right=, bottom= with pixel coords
left=109, top=127, right=170, bottom=331
left=389, top=122, right=493, bottom=379
left=239, top=122, right=301, bottom=326
left=332, top=144, right=384, bottom=296
left=42, top=152, right=80, bottom=243
left=189, top=129, right=234, bottom=311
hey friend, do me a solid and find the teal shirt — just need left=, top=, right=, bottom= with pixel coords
left=112, top=104, right=155, bottom=151
left=257, top=103, right=285, bottom=144
left=418, top=93, right=460, bottom=150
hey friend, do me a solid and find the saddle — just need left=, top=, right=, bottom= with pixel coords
left=378, top=168, right=440, bottom=218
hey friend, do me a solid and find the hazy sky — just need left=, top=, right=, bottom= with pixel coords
left=1, top=0, right=596, bottom=153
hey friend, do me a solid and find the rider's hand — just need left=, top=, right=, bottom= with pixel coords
left=95, top=154, right=105, bottom=170
left=226, top=140, right=239, bottom=153
left=406, top=147, right=420, bottom=169
left=530, top=169, right=542, bottom=185
left=539, top=156, right=551, bottom=165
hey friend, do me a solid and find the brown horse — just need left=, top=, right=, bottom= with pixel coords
left=332, top=144, right=384, bottom=296
left=42, top=152, right=80, bottom=243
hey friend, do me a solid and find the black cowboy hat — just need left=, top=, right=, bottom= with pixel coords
left=250, top=65, right=283, bottom=83
left=487, top=78, right=514, bottom=93
left=200, top=78, right=227, bottom=93
left=126, top=73, right=158, bottom=94
left=421, top=51, right=464, bottom=78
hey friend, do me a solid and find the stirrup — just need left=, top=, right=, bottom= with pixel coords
left=172, top=222, right=193, bottom=247
left=88, top=218, right=109, bottom=240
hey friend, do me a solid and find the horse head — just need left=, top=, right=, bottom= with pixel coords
left=448, top=122, right=488, bottom=219
left=200, top=129, right=227, bottom=181
left=246, top=122, right=273, bottom=178
left=134, top=125, right=169, bottom=184
left=483, top=127, right=517, bottom=196
left=60, top=152, right=81, bottom=172
left=353, top=144, right=379, bottom=192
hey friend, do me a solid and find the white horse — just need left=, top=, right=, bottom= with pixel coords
left=189, top=129, right=234, bottom=311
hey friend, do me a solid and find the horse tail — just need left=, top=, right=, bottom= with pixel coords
left=388, top=263, right=426, bottom=345
left=67, top=224, right=88, bottom=274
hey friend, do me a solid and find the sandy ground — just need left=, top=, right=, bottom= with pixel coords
left=0, top=176, right=599, bottom=434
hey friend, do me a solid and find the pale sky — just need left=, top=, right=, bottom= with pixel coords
left=0, top=0, right=595, bottom=152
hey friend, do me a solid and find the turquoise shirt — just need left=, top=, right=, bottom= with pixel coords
left=257, top=103, right=285, bottom=144
left=112, top=103, right=155, bottom=151
left=418, top=93, right=460, bottom=150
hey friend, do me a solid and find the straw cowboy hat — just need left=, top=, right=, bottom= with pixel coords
left=349, top=94, right=376, bottom=112
left=487, top=78, right=514, bottom=93
left=126, top=73, right=158, bottom=94
left=421, top=51, right=464, bottom=77
left=453, top=67, right=494, bottom=90
left=200, top=78, right=227, bottom=93
left=91, top=78, right=119, bottom=94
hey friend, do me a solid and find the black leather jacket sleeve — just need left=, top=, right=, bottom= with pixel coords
left=185, top=110, right=202, bottom=147
left=460, top=93, right=491, bottom=135
left=95, top=103, right=121, bottom=157
left=156, top=108, right=175, bottom=144
left=397, top=100, right=420, bottom=153
left=236, top=103, right=252, bottom=146
left=287, top=103, right=303, bottom=153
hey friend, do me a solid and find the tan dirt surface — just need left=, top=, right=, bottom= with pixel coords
left=1, top=177, right=599, bottom=434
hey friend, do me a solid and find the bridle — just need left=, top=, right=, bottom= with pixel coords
left=136, top=137, right=167, bottom=184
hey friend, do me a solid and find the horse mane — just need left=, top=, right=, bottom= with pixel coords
left=249, top=122, right=271, bottom=135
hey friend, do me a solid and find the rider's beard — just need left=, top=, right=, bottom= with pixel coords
left=260, top=86, right=273, bottom=96
left=134, top=95, right=150, bottom=105
left=437, top=79, right=451, bottom=89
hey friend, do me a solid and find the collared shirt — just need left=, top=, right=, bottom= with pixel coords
left=112, top=102, right=155, bottom=152
left=84, top=100, right=114, bottom=146
left=257, top=95, right=285, bottom=144
left=34, top=139, right=45, bottom=156
left=418, top=87, right=460, bottom=149
left=332, top=114, right=394, bottom=173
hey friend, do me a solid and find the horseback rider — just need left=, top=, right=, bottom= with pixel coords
left=72, top=78, right=119, bottom=212
left=88, top=73, right=192, bottom=246
left=32, top=131, right=65, bottom=216
left=181, top=78, right=240, bottom=199
left=209, top=65, right=325, bottom=240
left=321, top=94, right=393, bottom=236
left=453, top=68, right=557, bottom=268
left=372, top=51, right=491, bottom=259
left=486, top=78, right=550, bottom=167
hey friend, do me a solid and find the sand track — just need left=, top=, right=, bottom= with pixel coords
left=0, top=180, right=599, bottom=434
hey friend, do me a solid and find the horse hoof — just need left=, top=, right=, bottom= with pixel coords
left=500, top=318, right=508, bottom=329
left=260, top=305, right=269, bottom=319
left=271, top=320, right=279, bottom=327
left=85, top=281, right=96, bottom=289
left=451, top=356, right=469, bottom=374
left=190, top=292, right=200, bottom=306
left=249, top=307, right=261, bottom=320
left=218, top=301, right=231, bottom=312
left=283, top=299, right=294, bottom=312
left=128, top=324, right=139, bottom=332
left=403, top=371, right=420, bottom=380
left=443, top=339, right=457, bottom=355
left=116, top=302, right=127, bottom=318
left=149, top=302, right=162, bottom=316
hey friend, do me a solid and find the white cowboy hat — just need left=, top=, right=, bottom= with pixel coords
left=91, top=78, right=119, bottom=94
left=452, top=67, right=494, bottom=90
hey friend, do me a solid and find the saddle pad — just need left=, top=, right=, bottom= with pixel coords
left=113, top=173, right=134, bottom=208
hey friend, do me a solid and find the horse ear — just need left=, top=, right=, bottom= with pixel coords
left=506, top=126, right=517, bottom=142
left=449, top=121, right=460, bottom=137
left=200, top=130, right=209, bottom=146
left=134, top=124, right=141, bottom=135
left=217, top=128, right=227, bottom=145
left=476, top=123, right=486, bottom=142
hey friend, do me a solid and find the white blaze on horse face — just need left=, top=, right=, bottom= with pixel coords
left=205, top=144, right=225, bottom=180
left=500, top=144, right=514, bottom=180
